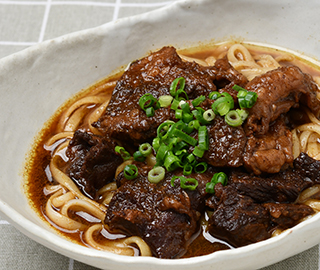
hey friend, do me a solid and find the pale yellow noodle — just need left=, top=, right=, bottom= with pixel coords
left=46, top=190, right=87, bottom=231
left=87, top=98, right=111, bottom=134
left=64, top=106, right=88, bottom=132
left=297, top=185, right=320, bottom=203
left=97, top=182, right=117, bottom=196
left=299, top=130, right=312, bottom=152
left=83, top=224, right=135, bottom=255
left=51, top=191, right=75, bottom=208
left=179, top=54, right=209, bottom=66
left=57, top=96, right=106, bottom=132
left=307, top=133, right=320, bottom=158
left=46, top=132, right=74, bottom=147
left=292, top=129, right=301, bottom=159
left=60, top=199, right=106, bottom=221
left=304, top=199, right=320, bottom=212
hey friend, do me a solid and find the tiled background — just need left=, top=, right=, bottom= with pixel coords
left=0, top=0, right=320, bottom=269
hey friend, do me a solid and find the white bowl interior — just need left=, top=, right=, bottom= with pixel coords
left=0, top=0, right=320, bottom=269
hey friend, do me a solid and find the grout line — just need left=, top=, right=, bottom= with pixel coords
left=112, top=0, right=121, bottom=21
left=68, top=258, right=74, bottom=270
left=38, top=0, right=52, bottom=43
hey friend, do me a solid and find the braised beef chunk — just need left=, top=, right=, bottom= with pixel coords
left=243, top=117, right=293, bottom=174
left=105, top=168, right=212, bottom=258
left=66, top=130, right=122, bottom=199
left=207, top=184, right=271, bottom=247
left=213, top=57, right=248, bottom=91
left=203, top=116, right=247, bottom=167
left=263, top=203, right=314, bottom=229
left=229, top=170, right=313, bottom=203
left=94, top=46, right=217, bottom=143
left=294, top=152, right=320, bottom=183
left=245, top=66, right=320, bottom=135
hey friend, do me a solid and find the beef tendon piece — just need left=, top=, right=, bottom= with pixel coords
left=229, top=169, right=313, bottom=204
left=245, top=66, right=320, bottom=135
left=263, top=202, right=315, bottom=229
left=243, top=117, right=294, bottom=174
left=94, top=46, right=217, bottom=142
left=203, top=116, right=247, bottom=167
left=105, top=169, right=213, bottom=258
left=207, top=183, right=271, bottom=247
left=65, top=130, right=122, bottom=200
left=294, top=152, right=320, bottom=183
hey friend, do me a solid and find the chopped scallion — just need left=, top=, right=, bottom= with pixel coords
left=123, top=164, right=138, bottom=180
left=148, top=166, right=165, bottom=183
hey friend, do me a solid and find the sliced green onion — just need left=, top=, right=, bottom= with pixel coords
left=157, top=120, right=175, bottom=140
left=181, top=102, right=191, bottom=113
left=194, top=162, right=208, bottom=173
left=188, top=120, right=200, bottom=130
left=115, top=146, right=131, bottom=161
left=212, top=172, right=228, bottom=186
left=182, top=113, right=194, bottom=124
left=133, top=151, right=146, bottom=162
left=148, top=166, right=165, bottom=183
left=173, top=128, right=198, bottom=146
left=156, top=143, right=170, bottom=164
left=186, top=153, right=196, bottom=164
left=139, top=143, right=152, bottom=157
left=225, top=110, right=243, bottom=127
left=232, top=84, right=247, bottom=92
left=170, top=77, right=187, bottom=99
left=180, top=177, right=198, bottom=191
left=205, top=182, right=215, bottom=193
left=198, top=125, right=209, bottom=151
left=145, top=107, right=155, bottom=117
left=172, top=141, right=189, bottom=153
left=175, top=109, right=183, bottom=119
left=244, top=91, right=258, bottom=108
left=211, top=92, right=234, bottom=116
left=236, top=109, right=249, bottom=121
left=139, top=93, right=156, bottom=110
left=203, top=109, right=215, bottom=122
left=164, top=151, right=181, bottom=171
left=209, top=91, right=221, bottom=100
left=171, top=98, right=180, bottom=110
left=192, top=95, right=206, bottom=107
left=159, top=95, right=173, bottom=107
left=192, top=107, right=210, bottom=125
left=152, top=137, right=160, bottom=151
left=123, top=164, right=138, bottom=180
left=193, top=145, right=205, bottom=158
left=183, top=164, right=193, bottom=175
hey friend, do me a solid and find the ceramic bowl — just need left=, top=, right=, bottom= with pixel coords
left=0, top=0, right=320, bottom=269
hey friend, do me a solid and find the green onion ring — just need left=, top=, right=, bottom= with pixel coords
left=148, top=166, right=165, bottom=183
left=123, top=164, right=139, bottom=180
left=225, top=110, right=243, bottom=127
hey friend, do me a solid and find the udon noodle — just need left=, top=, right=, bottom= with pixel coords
left=25, top=42, right=320, bottom=257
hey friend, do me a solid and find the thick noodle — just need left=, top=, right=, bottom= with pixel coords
left=39, top=43, right=320, bottom=256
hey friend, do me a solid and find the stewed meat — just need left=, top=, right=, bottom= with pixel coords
left=66, top=130, right=122, bottom=200
left=245, top=66, right=320, bottom=135
left=94, top=46, right=217, bottom=143
left=105, top=167, right=213, bottom=258
left=243, top=116, right=293, bottom=174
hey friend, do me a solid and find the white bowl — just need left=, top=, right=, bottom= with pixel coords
left=0, top=0, right=320, bottom=269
